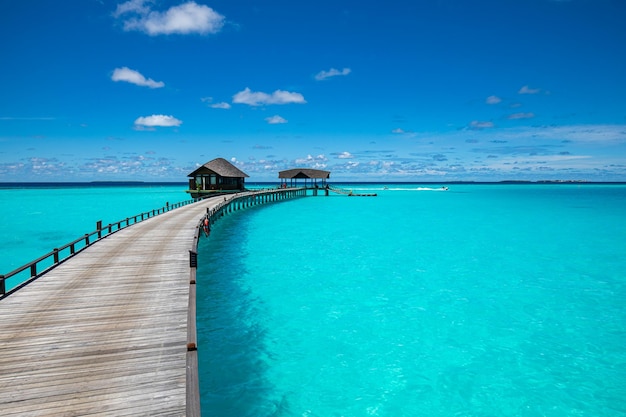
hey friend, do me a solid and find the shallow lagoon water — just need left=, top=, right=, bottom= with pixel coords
left=197, top=184, right=626, bottom=416
left=1, top=183, right=625, bottom=415
left=0, top=183, right=188, bottom=283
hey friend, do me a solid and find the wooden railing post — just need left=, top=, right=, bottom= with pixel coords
left=2, top=195, right=198, bottom=297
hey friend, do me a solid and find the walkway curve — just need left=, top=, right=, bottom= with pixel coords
left=0, top=191, right=295, bottom=416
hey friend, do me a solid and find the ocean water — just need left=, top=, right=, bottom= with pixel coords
left=196, top=184, right=626, bottom=416
left=0, top=183, right=189, bottom=287
left=1, top=183, right=625, bottom=416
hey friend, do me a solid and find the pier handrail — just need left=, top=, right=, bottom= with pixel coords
left=185, top=187, right=306, bottom=417
left=187, top=213, right=201, bottom=417
left=0, top=186, right=306, bottom=300
left=0, top=186, right=308, bottom=417
left=0, top=198, right=200, bottom=298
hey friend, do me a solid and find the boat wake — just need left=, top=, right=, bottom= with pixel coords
left=332, top=186, right=450, bottom=192
left=376, top=187, right=449, bottom=192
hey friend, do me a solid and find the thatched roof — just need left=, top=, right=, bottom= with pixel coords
left=278, top=168, right=330, bottom=179
left=188, top=158, right=249, bottom=178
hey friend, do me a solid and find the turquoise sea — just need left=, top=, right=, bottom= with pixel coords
left=0, top=183, right=190, bottom=286
left=2, top=183, right=626, bottom=416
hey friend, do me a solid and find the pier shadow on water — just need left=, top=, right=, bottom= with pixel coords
left=196, top=209, right=286, bottom=417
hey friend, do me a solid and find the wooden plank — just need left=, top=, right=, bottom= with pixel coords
left=0, top=189, right=303, bottom=416
left=186, top=351, right=201, bottom=417
left=0, top=196, right=227, bottom=416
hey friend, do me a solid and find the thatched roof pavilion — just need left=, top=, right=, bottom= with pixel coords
left=187, top=158, right=249, bottom=194
left=278, top=168, right=330, bottom=187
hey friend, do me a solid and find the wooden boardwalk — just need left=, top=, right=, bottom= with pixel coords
left=0, top=193, right=253, bottom=417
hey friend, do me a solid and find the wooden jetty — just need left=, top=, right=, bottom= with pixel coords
left=277, top=169, right=376, bottom=197
left=0, top=188, right=305, bottom=417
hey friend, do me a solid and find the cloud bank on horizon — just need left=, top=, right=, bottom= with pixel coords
left=1, top=0, right=625, bottom=182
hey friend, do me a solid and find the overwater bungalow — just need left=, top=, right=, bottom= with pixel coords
left=278, top=168, right=330, bottom=188
left=187, top=158, right=249, bottom=198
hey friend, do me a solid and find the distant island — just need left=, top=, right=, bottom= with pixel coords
left=499, top=180, right=589, bottom=184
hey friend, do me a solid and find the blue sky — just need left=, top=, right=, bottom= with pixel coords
left=1, top=0, right=625, bottom=182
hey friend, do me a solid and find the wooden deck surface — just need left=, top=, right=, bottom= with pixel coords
left=0, top=196, right=227, bottom=416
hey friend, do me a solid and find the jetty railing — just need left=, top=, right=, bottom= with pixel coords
left=185, top=187, right=306, bottom=416
left=1, top=185, right=339, bottom=297
left=0, top=187, right=307, bottom=416
left=187, top=215, right=201, bottom=417
left=0, top=199, right=198, bottom=299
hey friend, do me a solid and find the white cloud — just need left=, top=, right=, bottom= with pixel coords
left=232, top=87, right=306, bottom=106
left=478, top=154, right=593, bottom=174
left=295, top=154, right=327, bottom=168
left=469, top=120, right=495, bottom=129
left=411, top=124, right=626, bottom=148
left=134, top=114, right=182, bottom=127
left=392, top=128, right=406, bottom=134
left=337, top=151, right=354, bottom=159
left=113, top=0, right=150, bottom=17
left=508, top=112, right=535, bottom=120
left=115, top=1, right=225, bottom=36
left=315, top=67, right=351, bottom=81
left=201, top=97, right=231, bottom=109
left=111, top=67, right=164, bottom=88
left=511, top=124, right=626, bottom=144
left=486, top=95, right=502, bottom=104
left=265, top=115, right=287, bottom=124
left=518, top=85, right=541, bottom=94
left=344, top=161, right=361, bottom=170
